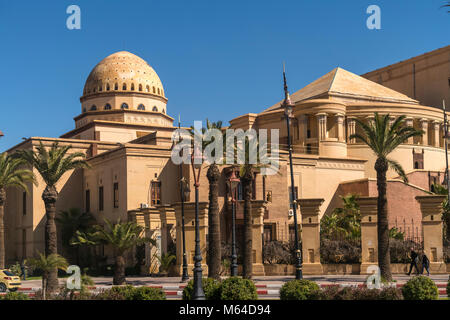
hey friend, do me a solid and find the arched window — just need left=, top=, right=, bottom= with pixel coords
left=106, top=83, right=110, bottom=91
left=99, top=85, right=102, bottom=92
left=138, top=104, right=145, bottom=111
left=104, top=103, right=112, bottom=110
left=152, top=86, right=156, bottom=93
left=161, top=89, right=164, bottom=96
left=162, top=109, right=166, bottom=114
left=122, top=83, right=127, bottom=90
left=414, top=161, right=419, bottom=169
left=131, top=83, right=135, bottom=91
left=146, top=85, right=150, bottom=92
left=121, top=103, right=129, bottom=110
left=83, top=108, right=87, bottom=113
left=152, top=106, right=158, bottom=112
left=157, top=88, right=160, bottom=95
left=90, top=105, right=97, bottom=111
left=114, top=83, right=118, bottom=90
left=139, top=84, right=143, bottom=92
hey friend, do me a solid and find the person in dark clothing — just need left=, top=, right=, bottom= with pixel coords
left=407, top=248, right=420, bottom=275
left=421, top=251, right=430, bottom=276
left=20, top=260, right=26, bottom=280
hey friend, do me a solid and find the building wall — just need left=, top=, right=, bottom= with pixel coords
left=362, top=46, right=450, bottom=108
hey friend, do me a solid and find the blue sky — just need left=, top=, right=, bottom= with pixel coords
left=0, top=0, right=449, bottom=151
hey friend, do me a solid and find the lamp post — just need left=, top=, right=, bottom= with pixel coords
left=282, top=65, right=302, bottom=280
left=228, top=169, right=240, bottom=276
left=178, top=117, right=190, bottom=282
left=191, top=145, right=205, bottom=300
left=442, top=100, right=450, bottom=201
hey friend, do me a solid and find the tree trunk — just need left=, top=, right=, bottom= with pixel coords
left=0, top=188, right=6, bottom=269
left=241, top=167, right=253, bottom=279
left=375, top=158, right=392, bottom=281
left=42, top=186, right=59, bottom=293
left=114, top=254, right=126, bottom=285
left=42, top=275, right=47, bottom=300
left=207, top=164, right=221, bottom=280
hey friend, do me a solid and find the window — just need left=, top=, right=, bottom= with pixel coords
left=85, top=189, right=90, bottom=212
left=22, top=192, right=26, bottom=215
left=138, top=104, right=145, bottom=111
left=113, top=183, right=119, bottom=208
left=162, top=109, right=166, bottom=114
left=139, top=84, right=143, bottom=91
left=114, top=83, right=118, bottom=90
left=146, top=85, right=149, bottom=92
left=152, top=106, right=158, bottom=112
left=122, top=83, right=127, bottom=90
left=99, top=85, right=102, bottom=92
left=121, top=103, right=129, bottom=110
left=152, top=86, right=156, bottom=93
left=83, top=108, right=87, bottom=113
left=263, top=224, right=274, bottom=245
left=104, top=103, right=112, bottom=110
left=151, top=181, right=161, bottom=205
left=90, top=105, right=97, bottom=111
left=106, top=83, right=110, bottom=91
left=157, top=88, right=160, bottom=95
left=131, top=83, right=135, bottom=91
left=99, top=186, right=104, bottom=211
left=289, top=224, right=300, bottom=243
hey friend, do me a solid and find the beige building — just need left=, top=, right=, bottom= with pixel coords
left=3, top=49, right=449, bottom=271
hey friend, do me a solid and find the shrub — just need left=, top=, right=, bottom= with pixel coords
left=219, top=277, right=258, bottom=300
left=318, top=285, right=403, bottom=300
left=132, top=287, right=166, bottom=300
left=317, top=285, right=342, bottom=300
left=279, top=280, right=320, bottom=300
left=378, top=287, right=403, bottom=300
left=94, top=285, right=135, bottom=300
left=1, top=292, right=30, bottom=300
left=182, top=278, right=221, bottom=300
left=402, top=276, right=439, bottom=300
left=320, top=238, right=361, bottom=264
left=262, top=241, right=296, bottom=264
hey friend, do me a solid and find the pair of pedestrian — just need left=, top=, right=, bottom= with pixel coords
left=407, top=248, right=430, bottom=276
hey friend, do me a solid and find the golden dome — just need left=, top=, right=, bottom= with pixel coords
left=82, top=51, right=165, bottom=99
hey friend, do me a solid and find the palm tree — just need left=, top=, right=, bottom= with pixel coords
left=15, top=141, right=89, bottom=292
left=350, top=113, right=423, bottom=281
left=72, top=219, right=153, bottom=285
left=0, top=152, right=35, bottom=268
left=27, top=252, right=68, bottom=300
left=56, top=208, right=95, bottom=265
left=190, top=119, right=223, bottom=280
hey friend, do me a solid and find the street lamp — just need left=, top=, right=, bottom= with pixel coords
left=178, top=116, right=190, bottom=282
left=442, top=100, right=450, bottom=201
left=191, top=145, right=205, bottom=300
left=282, top=65, right=302, bottom=280
left=228, top=169, right=240, bottom=276
left=179, top=177, right=190, bottom=282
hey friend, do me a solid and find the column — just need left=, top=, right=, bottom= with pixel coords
left=420, top=119, right=429, bottom=145
left=347, top=117, right=356, bottom=143
left=336, top=113, right=345, bottom=142
left=297, top=114, right=308, bottom=145
left=405, top=117, right=414, bottom=144
left=433, top=121, right=440, bottom=147
left=416, top=195, right=447, bottom=273
left=158, top=205, right=176, bottom=255
left=251, top=200, right=266, bottom=276
left=298, top=198, right=324, bottom=275
left=367, top=115, right=375, bottom=127
left=173, top=202, right=209, bottom=276
left=357, top=197, right=378, bottom=275
left=316, top=113, right=327, bottom=141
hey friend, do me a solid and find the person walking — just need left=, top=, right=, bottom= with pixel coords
left=421, top=251, right=430, bottom=276
left=407, top=248, right=420, bottom=276
left=20, top=260, right=27, bottom=281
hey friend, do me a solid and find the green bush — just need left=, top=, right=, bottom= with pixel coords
left=378, top=287, right=403, bottom=300
left=132, top=287, right=166, bottom=300
left=1, top=292, right=30, bottom=300
left=279, top=280, right=320, bottom=300
left=402, top=276, right=439, bottom=300
left=182, top=278, right=221, bottom=300
left=219, top=277, right=257, bottom=300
